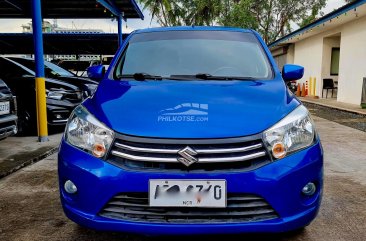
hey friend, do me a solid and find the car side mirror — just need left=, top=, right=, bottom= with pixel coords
left=87, top=65, right=105, bottom=81
left=282, top=64, right=304, bottom=82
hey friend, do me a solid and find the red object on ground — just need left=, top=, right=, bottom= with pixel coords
left=305, top=81, right=308, bottom=96
left=296, top=83, right=301, bottom=96
left=301, top=83, right=306, bottom=97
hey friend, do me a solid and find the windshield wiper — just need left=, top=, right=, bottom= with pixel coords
left=170, top=74, right=257, bottom=81
left=117, top=73, right=163, bottom=81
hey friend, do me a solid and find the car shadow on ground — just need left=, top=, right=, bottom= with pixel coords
left=73, top=225, right=305, bottom=241
left=15, top=124, right=65, bottom=137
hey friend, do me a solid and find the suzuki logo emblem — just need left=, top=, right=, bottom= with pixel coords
left=177, top=146, right=198, bottom=167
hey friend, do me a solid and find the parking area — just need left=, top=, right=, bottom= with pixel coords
left=0, top=115, right=365, bottom=241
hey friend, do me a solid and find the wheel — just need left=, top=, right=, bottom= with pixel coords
left=17, top=110, right=37, bottom=136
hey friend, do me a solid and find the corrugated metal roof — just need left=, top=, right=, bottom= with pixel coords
left=0, top=0, right=143, bottom=19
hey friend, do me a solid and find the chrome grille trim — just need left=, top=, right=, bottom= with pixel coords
left=111, top=149, right=266, bottom=163
left=107, top=134, right=270, bottom=171
left=115, top=142, right=263, bottom=154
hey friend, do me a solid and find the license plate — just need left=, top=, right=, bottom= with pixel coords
left=0, top=102, right=10, bottom=115
left=149, top=180, right=226, bottom=207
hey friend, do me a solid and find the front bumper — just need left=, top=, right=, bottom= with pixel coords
left=58, top=139, right=323, bottom=235
left=0, top=114, right=17, bottom=140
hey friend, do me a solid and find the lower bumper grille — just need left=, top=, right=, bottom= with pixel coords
left=99, top=193, right=279, bottom=223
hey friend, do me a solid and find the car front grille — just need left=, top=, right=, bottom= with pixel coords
left=99, top=193, right=279, bottom=223
left=107, top=135, right=271, bottom=172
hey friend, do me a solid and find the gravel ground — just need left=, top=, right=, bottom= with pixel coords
left=304, top=102, right=366, bottom=132
left=0, top=116, right=366, bottom=241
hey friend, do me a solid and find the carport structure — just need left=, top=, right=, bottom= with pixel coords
left=0, top=33, right=129, bottom=55
left=0, top=0, right=143, bottom=141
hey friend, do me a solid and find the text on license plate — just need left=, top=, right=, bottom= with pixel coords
left=149, top=180, right=226, bottom=207
left=0, top=102, right=10, bottom=115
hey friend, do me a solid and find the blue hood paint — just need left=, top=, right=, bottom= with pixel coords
left=84, top=77, right=300, bottom=138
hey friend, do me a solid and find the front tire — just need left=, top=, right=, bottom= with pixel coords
left=17, top=110, right=37, bottom=136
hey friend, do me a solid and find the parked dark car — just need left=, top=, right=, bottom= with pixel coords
left=56, top=60, right=92, bottom=77
left=0, top=78, right=17, bottom=140
left=0, top=57, right=98, bottom=134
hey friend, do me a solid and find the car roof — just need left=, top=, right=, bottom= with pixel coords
left=133, top=26, right=253, bottom=34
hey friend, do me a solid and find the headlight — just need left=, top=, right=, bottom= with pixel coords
left=263, top=105, right=315, bottom=159
left=46, top=90, right=64, bottom=100
left=65, top=105, right=114, bottom=158
left=85, top=84, right=98, bottom=95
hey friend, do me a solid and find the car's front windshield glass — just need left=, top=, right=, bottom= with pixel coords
left=10, top=58, right=74, bottom=78
left=114, top=30, right=273, bottom=80
left=44, top=61, right=74, bottom=77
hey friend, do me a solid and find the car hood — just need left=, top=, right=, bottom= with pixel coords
left=55, top=76, right=97, bottom=87
left=0, top=79, right=8, bottom=88
left=0, top=79, right=12, bottom=99
left=85, top=78, right=300, bottom=139
left=45, top=77, right=80, bottom=91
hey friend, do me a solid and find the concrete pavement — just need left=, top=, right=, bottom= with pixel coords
left=0, top=133, right=62, bottom=178
left=0, top=116, right=366, bottom=241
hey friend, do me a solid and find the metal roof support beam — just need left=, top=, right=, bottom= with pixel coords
left=4, top=0, right=23, bottom=11
left=96, top=0, right=122, bottom=17
left=117, top=14, right=123, bottom=46
left=97, top=0, right=127, bottom=46
left=31, top=0, right=49, bottom=142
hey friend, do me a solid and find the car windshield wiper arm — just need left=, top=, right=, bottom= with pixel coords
left=117, top=73, right=163, bottom=81
left=171, top=74, right=257, bottom=81
left=169, top=74, right=217, bottom=80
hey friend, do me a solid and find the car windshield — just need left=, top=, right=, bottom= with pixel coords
left=115, top=30, right=273, bottom=80
left=10, top=58, right=74, bottom=78
left=44, top=61, right=74, bottom=77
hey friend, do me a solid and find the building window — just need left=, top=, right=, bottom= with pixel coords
left=330, top=48, right=340, bottom=76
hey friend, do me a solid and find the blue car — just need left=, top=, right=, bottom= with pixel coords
left=58, top=27, right=323, bottom=235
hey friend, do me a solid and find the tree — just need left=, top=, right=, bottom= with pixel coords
left=137, top=0, right=177, bottom=26
left=138, top=0, right=327, bottom=43
left=219, top=0, right=258, bottom=30
left=138, top=0, right=222, bottom=26
left=232, top=0, right=327, bottom=43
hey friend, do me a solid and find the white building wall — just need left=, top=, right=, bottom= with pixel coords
left=338, top=16, right=366, bottom=105
left=293, top=34, right=324, bottom=92
left=286, top=44, right=295, bottom=64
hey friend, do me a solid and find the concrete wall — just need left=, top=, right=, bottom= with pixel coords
left=338, top=16, right=366, bottom=105
left=293, top=34, right=324, bottom=93
left=287, top=44, right=295, bottom=64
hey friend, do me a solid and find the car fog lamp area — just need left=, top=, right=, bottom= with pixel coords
left=302, top=182, right=317, bottom=196
left=64, top=180, right=77, bottom=194
left=263, top=105, right=315, bottom=159
left=65, top=105, right=114, bottom=158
